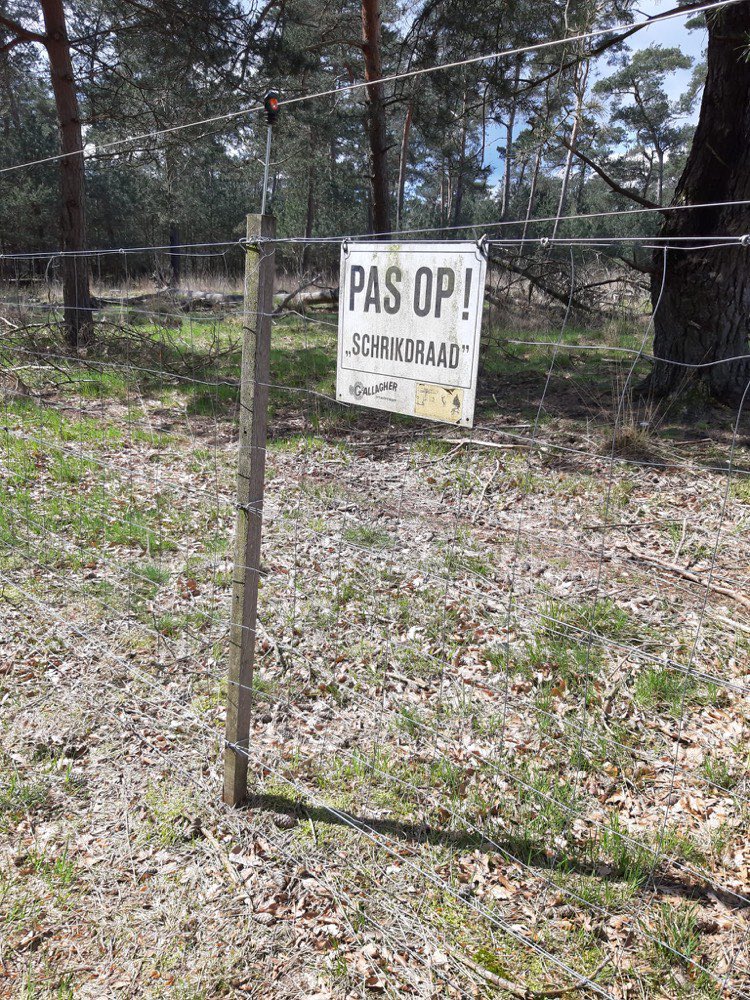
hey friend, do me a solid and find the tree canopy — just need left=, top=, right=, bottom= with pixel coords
left=0, top=0, right=707, bottom=258
left=2, top=0, right=749, bottom=400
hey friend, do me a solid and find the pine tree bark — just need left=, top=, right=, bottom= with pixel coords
left=361, top=0, right=390, bottom=234
left=650, top=3, right=750, bottom=403
left=40, top=0, right=92, bottom=351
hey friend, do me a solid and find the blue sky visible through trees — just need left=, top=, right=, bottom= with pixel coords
left=485, top=0, right=706, bottom=185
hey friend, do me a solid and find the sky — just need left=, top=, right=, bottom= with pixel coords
left=628, top=0, right=706, bottom=95
left=485, top=0, right=708, bottom=183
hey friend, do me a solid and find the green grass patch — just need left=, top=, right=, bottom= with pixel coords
left=633, top=665, right=703, bottom=716
left=701, top=754, right=738, bottom=791
left=594, top=813, right=653, bottom=887
left=141, top=780, right=201, bottom=847
left=651, top=903, right=701, bottom=967
left=343, top=523, right=391, bottom=549
left=0, top=764, right=48, bottom=834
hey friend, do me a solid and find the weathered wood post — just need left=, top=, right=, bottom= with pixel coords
left=223, top=213, right=275, bottom=806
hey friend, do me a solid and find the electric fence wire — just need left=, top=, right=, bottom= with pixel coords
left=0, top=589, right=476, bottom=996
left=2, top=208, right=750, bottom=259
left=0, top=574, right=611, bottom=996
left=241, top=679, right=750, bottom=990
left=3, top=238, right=750, bottom=994
left=0, top=0, right=741, bottom=177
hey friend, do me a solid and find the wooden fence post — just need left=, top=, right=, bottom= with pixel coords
left=223, top=213, right=275, bottom=806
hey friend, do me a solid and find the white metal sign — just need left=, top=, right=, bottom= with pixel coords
left=336, top=241, right=486, bottom=426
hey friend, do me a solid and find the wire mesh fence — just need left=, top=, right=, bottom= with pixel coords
left=1, top=236, right=749, bottom=997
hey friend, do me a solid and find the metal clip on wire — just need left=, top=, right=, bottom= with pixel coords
left=477, top=234, right=489, bottom=257
left=740, top=234, right=750, bottom=247
left=539, top=236, right=551, bottom=250
left=236, top=499, right=263, bottom=516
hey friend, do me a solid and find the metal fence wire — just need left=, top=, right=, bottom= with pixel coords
left=1, top=236, right=749, bottom=998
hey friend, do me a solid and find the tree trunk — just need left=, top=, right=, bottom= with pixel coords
left=40, top=0, right=92, bottom=352
left=165, top=148, right=180, bottom=286
left=520, top=146, right=542, bottom=253
left=499, top=117, right=513, bottom=220
left=452, top=91, right=468, bottom=227
left=361, top=0, right=390, bottom=234
left=552, top=62, right=588, bottom=239
left=396, top=100, right=412, bottom=231
left=500, top=55, right=523, bottom=221
left=656, top=148, right=664, bottom=207
left=302, top=163, right=315, bottom=269
left=574, top=160, right=587, bottom=212
left=0, top=47, right=21, bottom=132
left=649, top=3, right=750, bottom=403
left=642, top=150, right=654, bottom=202
left=169, top=221, right=181, bottom=287
left=439, top=160, right=446, bottom=225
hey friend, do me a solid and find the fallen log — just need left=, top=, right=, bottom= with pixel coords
left=273, top=273, right=322, bottom=314
left=274, top=286, right=339, bottom=311
left=94, top=289, right=243, bottom=311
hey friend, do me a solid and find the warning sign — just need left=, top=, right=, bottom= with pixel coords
left=336, top=242, right=486, bottom=426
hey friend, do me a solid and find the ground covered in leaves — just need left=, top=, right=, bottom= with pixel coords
left=1, top=291, right=749, bottom=999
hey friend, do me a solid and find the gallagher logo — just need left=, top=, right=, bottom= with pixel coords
left=350, top=380, right=397, bottom=399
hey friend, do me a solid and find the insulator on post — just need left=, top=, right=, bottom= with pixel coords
left=264, top=89, right=280, bottom=125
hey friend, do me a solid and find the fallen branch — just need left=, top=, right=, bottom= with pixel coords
left=622, top=543, right=750, bottom=611
left=455, top=952, right=608, bottom=998
left=577, top=276, right=649, bottom=294
left=472, top=459, right=500, bottom=523
left=612, top=253, right=655, bottom=276
left=97, top=289, right=243, bottom=311
left=439, top=437, right=533, bottom=452
left=487, top=267, right=596, bottom=315
left=276, top=286, right=339, bottom=310
left=273, top=273, right=322, bottom=314
left=202, top=826, right=274, bottom=925
left=709, top=612, right=750, bottom=636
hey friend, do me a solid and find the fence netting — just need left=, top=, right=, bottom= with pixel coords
left=1, top=238, right=749, bottom=998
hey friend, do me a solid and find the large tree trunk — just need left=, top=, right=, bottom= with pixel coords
left=40, top=0, right=92, bottom=352
left=361, top=0, right=390, bottom=234
left=650, top=3, right=750, bottom=403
